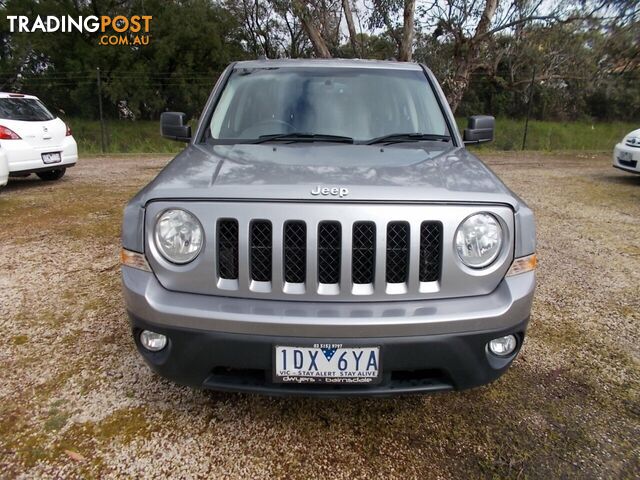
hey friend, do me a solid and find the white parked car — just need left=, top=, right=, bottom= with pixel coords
left=613, top=128, right=640, bottom=174
left=0, top=149, right=8, bottom=190
left=0, top=92, right=78, bottom=181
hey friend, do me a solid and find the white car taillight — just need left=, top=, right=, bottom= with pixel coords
left=0, top=125, right=21, bottom=140
left=65, top=123, right=72, bottom=136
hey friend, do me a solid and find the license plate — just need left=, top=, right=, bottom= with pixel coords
left=274, top=344, right=380, bottom=384
left=618, top=151, right=632, bottom=161
left=42, top=152, right=61, bottom=164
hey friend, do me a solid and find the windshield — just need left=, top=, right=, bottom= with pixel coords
left=208, top=67, right=450, bottom=143
left=0, top=98, right=55, bottom=121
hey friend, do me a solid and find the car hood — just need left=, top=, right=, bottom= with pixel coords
left=135, top=142, right=522, bottom=208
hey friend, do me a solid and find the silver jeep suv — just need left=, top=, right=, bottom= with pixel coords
left=121, top=59, right=536, bottom=396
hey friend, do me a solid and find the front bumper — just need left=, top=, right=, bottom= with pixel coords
left=123, top=267, right=535, bottom=395
left=613, top=144, right=640, bottom=174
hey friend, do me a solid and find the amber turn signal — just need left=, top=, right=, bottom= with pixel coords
left=506, top=253, right=537, bottom=276
left=120, top=248, right=151, bottom=272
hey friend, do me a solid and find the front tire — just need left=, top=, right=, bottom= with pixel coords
left=37, top=168, right=66, bottom=181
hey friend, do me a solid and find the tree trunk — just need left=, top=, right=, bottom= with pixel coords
left=447, top=0, right=499, bottom=111
left=293, top=0, right=332, bottom=58
left=474, top=0, right=499, bottom=38
left=342, top=0, right=359, bottom=57
left=398, top=0, right=416, bottom=61
left=447, top=64, right=471, bottom=113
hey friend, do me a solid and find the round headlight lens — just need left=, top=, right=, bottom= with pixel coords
left=154, top=209, right=203, bottom=264
left=455, top=213, right=503, bottom=268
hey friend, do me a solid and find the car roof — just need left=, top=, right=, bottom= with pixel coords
left=0, top=92, right=39, bottom=99
left=233, top=58, right=424, bottom=71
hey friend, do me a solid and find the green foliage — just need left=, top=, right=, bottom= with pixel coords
left=0, top=0, right=247, bottom=119
left=424, top=22, right=640, bottom=122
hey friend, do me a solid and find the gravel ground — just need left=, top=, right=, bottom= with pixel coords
left=0, top=152, right=638, bottom=479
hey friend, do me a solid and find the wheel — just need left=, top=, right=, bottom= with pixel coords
left=37, top=168, right=66, bottom=181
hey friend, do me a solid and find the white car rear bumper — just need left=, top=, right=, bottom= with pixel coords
left=613, top=143, right=640, bottom=174
left=1, top=136, right=78, bottom=174
left=0, top=150, right=8, bottom=187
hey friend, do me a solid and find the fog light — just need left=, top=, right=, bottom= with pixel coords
left=488, top=335, right=517, bottom=356
left=140, top=330, right=167, bottom=352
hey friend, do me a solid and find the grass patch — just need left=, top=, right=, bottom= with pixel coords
left=68, top=119, right=184, bottom=155
left=0, top=183, right=131, bottom=244
left=458, top=118, right=636, bottom=151
left=12, top=335, right=28, bottom=345
left=44, top=408, right=70, bottom=432
left=65, top=118, right=637, bottom=154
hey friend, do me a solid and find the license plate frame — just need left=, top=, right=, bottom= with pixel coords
left=273, top=344, right=381, bottom=385
left=42, top=152, right=62, bottom=164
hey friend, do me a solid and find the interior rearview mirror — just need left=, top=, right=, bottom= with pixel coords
left=463, top=115, right=494, bottom=144
left=161, top=112, right=191, bottom=142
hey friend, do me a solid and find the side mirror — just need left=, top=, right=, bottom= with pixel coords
left=161, top=112, right=191, bottom=142
left=463, top=115, right=494, bottom=144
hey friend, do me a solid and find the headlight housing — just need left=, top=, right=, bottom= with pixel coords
left=624, top=135, right=640, bottom=148
left=455, top=213, right=503, bottom=268
left=154, top=209, right=204, bottom=264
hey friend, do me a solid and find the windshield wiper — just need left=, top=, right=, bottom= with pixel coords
left=254, top=132, right=354, bottom=144
left=366, top=133, right=451, bottom=145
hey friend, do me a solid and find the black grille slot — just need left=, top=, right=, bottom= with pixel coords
left=352, top=222, right=376, bottom=284
left=318, top=222, right=341, bottom=284
left=217, top=219, right=238, bottom=279
left=284, top=221, right=306, bottom=283
left=250, top=220, right=272, bottom=282
left=386, top=222, right=410, bottom=283
left=419, top=222, right=442, bottom=282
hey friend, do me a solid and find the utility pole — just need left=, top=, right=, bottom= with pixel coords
left=96, top=67, right=106, bottom=153
left=522, top=66, right=536, bottom=151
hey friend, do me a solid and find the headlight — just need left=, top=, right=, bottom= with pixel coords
left=154, top=209, right=204, bottom=264
left=455, top=213, right=503, bottom=268
left=625, top=136, right=640, bottom=147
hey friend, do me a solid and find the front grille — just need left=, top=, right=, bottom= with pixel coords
left=318, top=222, right=341, bottom=284
left=352, top=222, right=376, bottom=284
left=419, top=222, right=442, bottom=282
left=283, top=221, right=306, bottom=283
left=250, top=220, right=272, bottom=282
left=386, top=222, right=410, bottom=283
left=217, top=219, right=238, bottom=279
left=214, top=215, right=446, bottom=297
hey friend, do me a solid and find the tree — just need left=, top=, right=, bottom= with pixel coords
left=342, top=0, right=359, bottom=56
left=416, top=0, right=615, bottom=112
left=399, top=0, right=416, bottom=61
left=0, top=0, right=248, bottom=119
left=292, top=0, right=334, bottom=57
left=368, top=0, right=417, bottom=60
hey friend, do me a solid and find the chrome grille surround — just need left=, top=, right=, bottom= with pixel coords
left=145, top=202, right=515, bottom=302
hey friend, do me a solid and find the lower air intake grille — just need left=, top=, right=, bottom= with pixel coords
left=318, top=221, right=341, bottom=284
left=250, top=220, right=272, bottom=282
left=217, top=219, right=239, bottom=279
left=386, top=222, right=410, bottom=283
left=283, top=221, right=306, bottom=283
left=419, top=222, right=442, bottom=282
